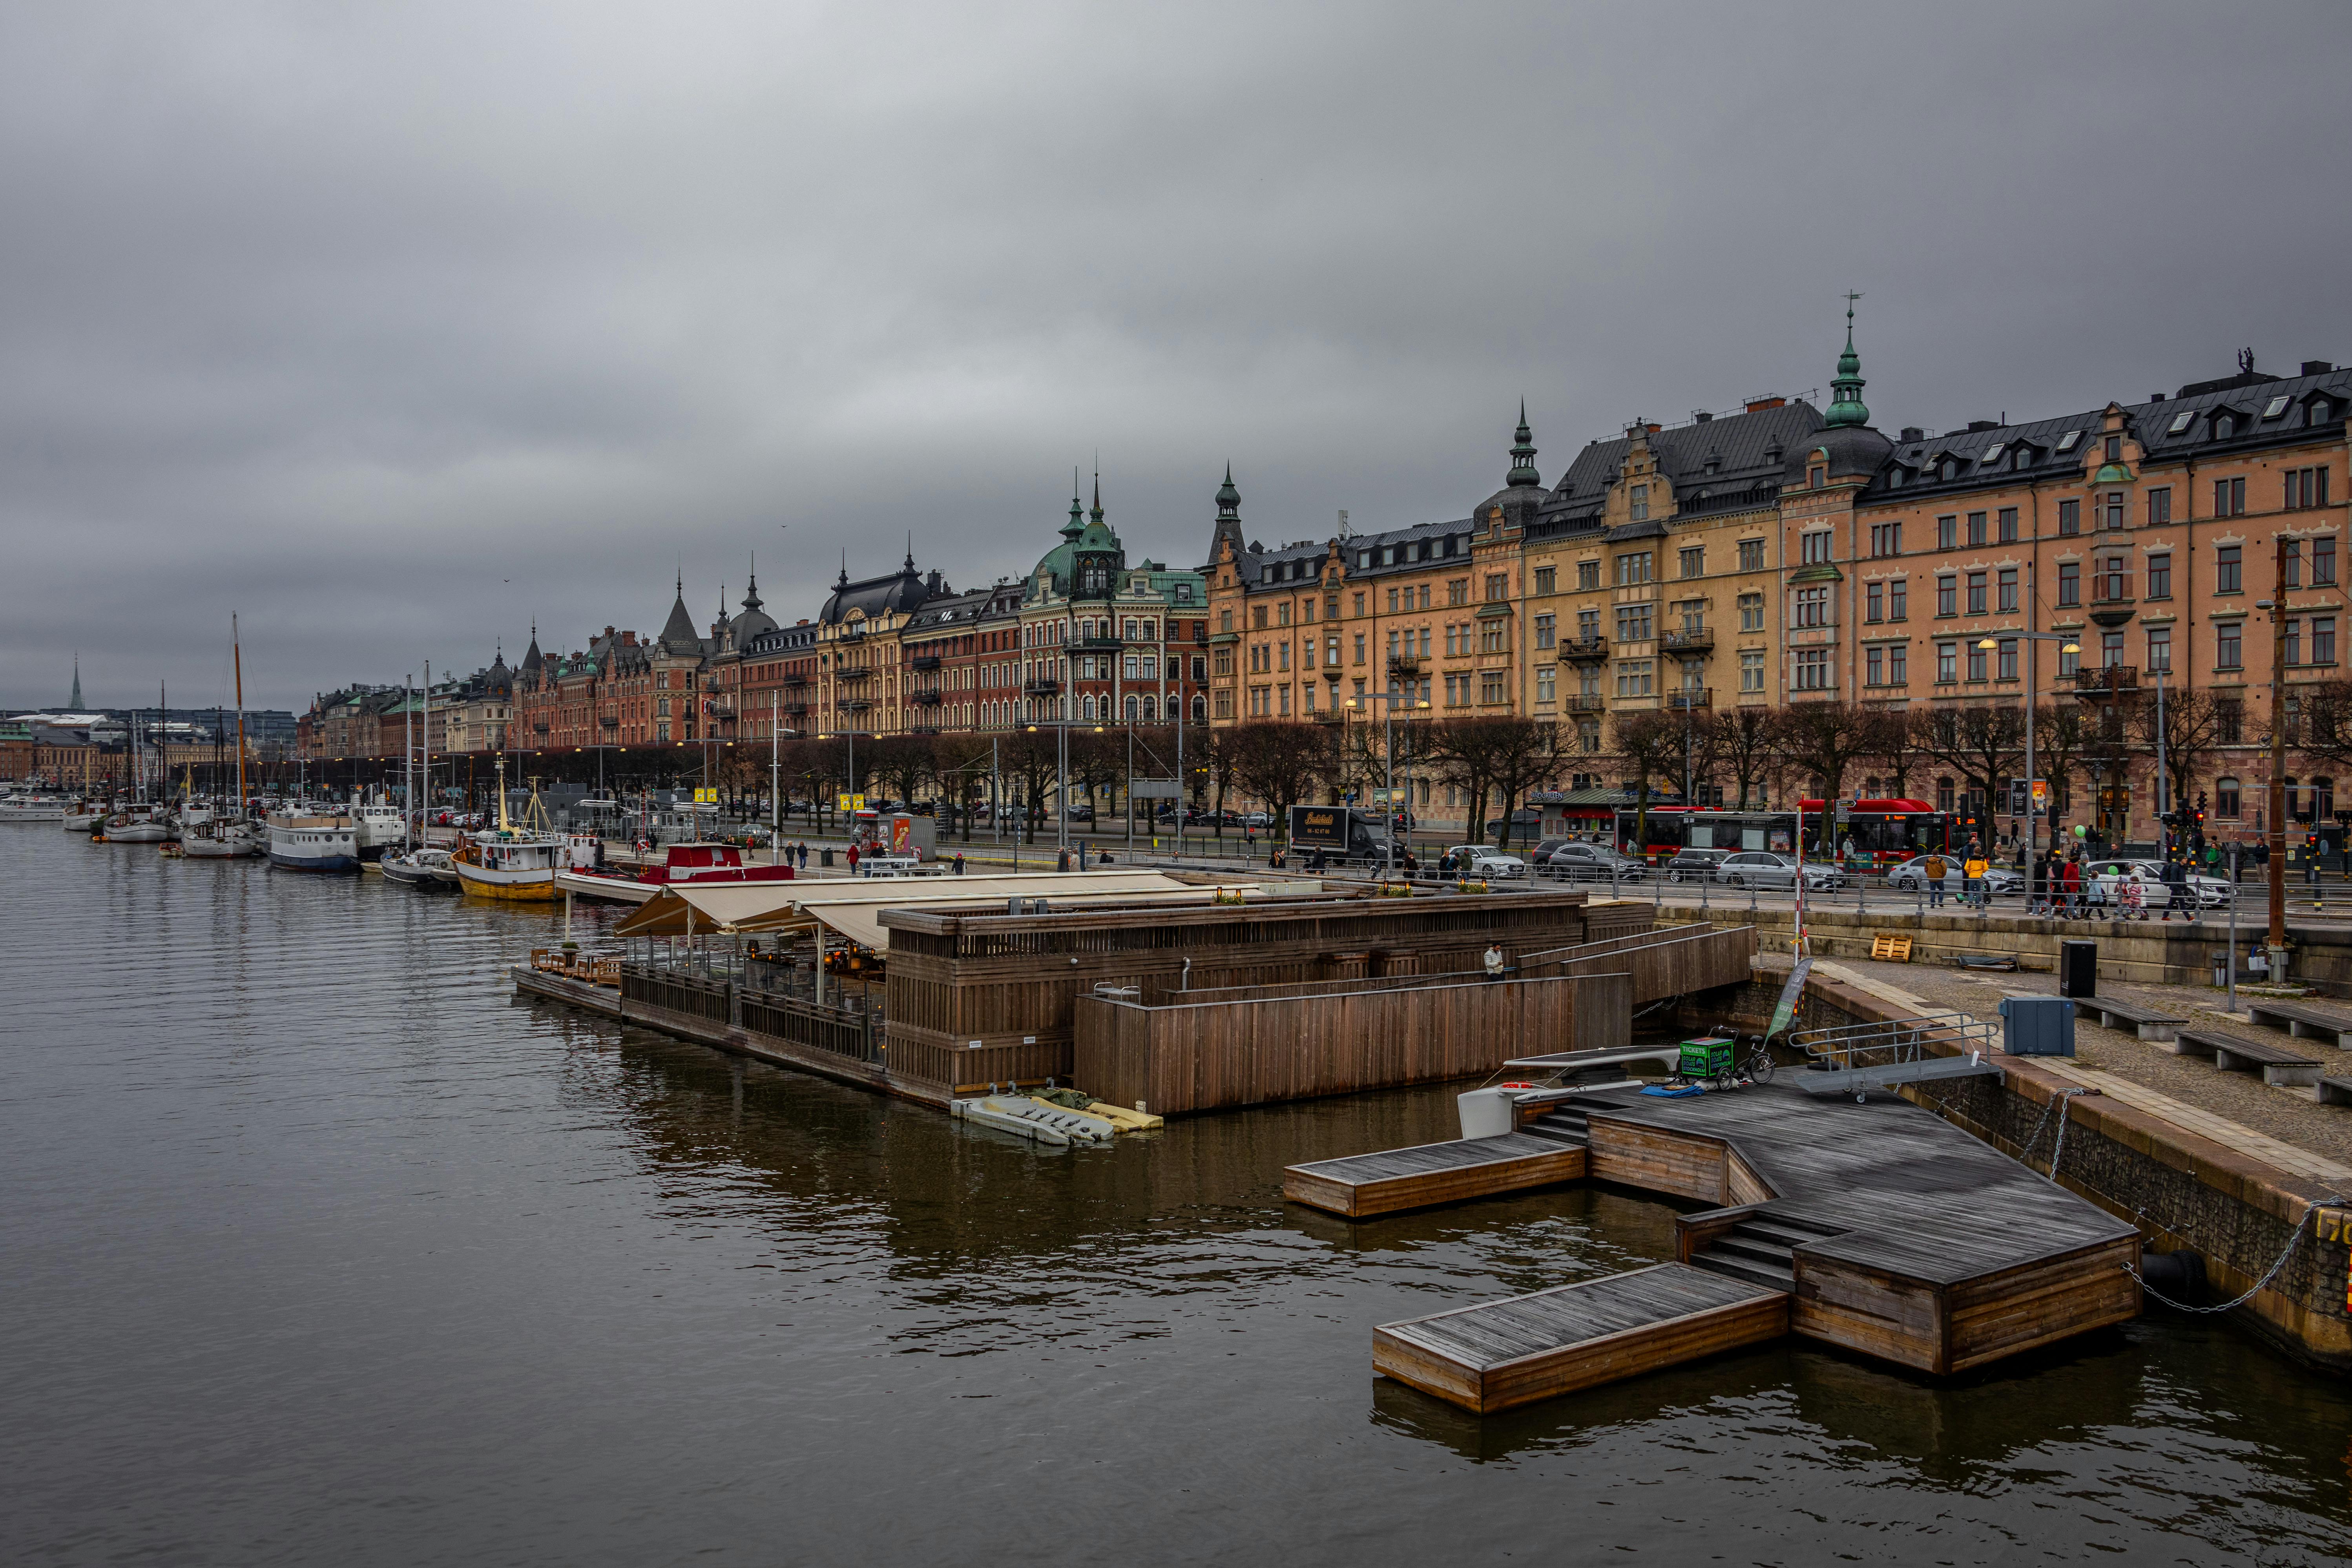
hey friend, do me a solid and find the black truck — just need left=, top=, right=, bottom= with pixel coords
left=1287, top=805, right=1396, bottom=864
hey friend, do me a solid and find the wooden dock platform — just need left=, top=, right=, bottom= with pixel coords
left=1283, top=1132, right=1586, bottom=1217
left=1373, top=1262, right=1787, bottom=1413
left=1320, top=1079, right=2144, bottom=1406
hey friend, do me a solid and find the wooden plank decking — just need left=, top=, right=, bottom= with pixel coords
left=1284, top=1133, right=1586, bottom=1218
left=1374, top=1262, right=1788, bottom=1413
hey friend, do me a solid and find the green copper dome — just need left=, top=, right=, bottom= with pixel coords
left=1823, top=296, right=1870, bottom=429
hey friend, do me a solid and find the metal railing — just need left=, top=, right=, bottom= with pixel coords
left=1788, top=1010, right=1998, bottom=1071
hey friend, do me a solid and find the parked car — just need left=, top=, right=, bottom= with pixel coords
left=1241, top=812, right=1272, bottom=829
left=1435, top=845, right=1525, bottom=879
left=2084, top=859, right=2231, bottom=909
left=1662, top=847, right=1731, bottom=883
left=1715, top=851, right=1845, bottom=891
left=1886, top=854, right=2024, bottom=895
left=1542, top=841, right=1649, bottom=882
left=1484, top=808, right=1544, bottom=837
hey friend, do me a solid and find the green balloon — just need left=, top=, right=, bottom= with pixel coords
left=2072, top=824, right=2087, bottom=837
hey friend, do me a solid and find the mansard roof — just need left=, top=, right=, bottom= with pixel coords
left=819, top=555, right=934, bottom=624
left=1533, top=400, right=1825, bottom=537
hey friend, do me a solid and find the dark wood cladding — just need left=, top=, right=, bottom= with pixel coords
left=881, top=888, right=1640, bottom=1096
left=1283, top=1134, right=1586, bottom=1217
left=1075, top=971, right=1631, bottom=1117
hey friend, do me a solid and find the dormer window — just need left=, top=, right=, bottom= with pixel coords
left=2012, top=445, right=2036, bottom=469
left=1941, top=459, right=1960, bottom=481
left=2213, top=414, right=2235, bottom=438
left=1885, top=469, right=1906, bottom=489
left=2104, top=434, right=2123, bottom=461
left=1808, top=465, right=1825, bottom=489
left=1630, top=483, right=1649, bottom=520
left=2312, top=398, right=2335, bottom=425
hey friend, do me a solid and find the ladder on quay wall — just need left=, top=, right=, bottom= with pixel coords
left=1787, top=1012, right=2003, bottom=1099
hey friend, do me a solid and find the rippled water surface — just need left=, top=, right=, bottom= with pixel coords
left=5, top=826, right=2350, bottom=1565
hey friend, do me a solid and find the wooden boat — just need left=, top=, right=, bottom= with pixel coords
left=182, top=820, right=262, bottom=858
left=380, top=848, right=457, bottom=889
left=449, top=759, right=563, bottom=901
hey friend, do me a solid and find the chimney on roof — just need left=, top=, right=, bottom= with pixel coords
left=2305, top=361, right=2335, bottom=375
left=1899, top=426, right=1924, bottom=442
left=1691, top=410, right=1712, bottom=422
left=2153, top=393, right=2167, bottom=403
left=1967, top=420, right=1998, bottom=432
left=1744, top=396, right=1785, bottom=412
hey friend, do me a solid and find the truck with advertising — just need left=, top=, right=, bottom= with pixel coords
left=1287, top=804, right=1395, bottom=863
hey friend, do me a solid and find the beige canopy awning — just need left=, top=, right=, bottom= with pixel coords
left=610, top=870, right=1247, bottom=945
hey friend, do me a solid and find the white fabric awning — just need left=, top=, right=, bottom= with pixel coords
left=610, top=870, right=1243, bottom=942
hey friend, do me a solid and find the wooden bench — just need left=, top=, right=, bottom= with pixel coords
left=2317, top=1077, right=2352, bottom=1108
left=2242, top=999, right=2352, bottom=1051
left=2075, top=996, right=2184, bottom=1043
left=2173, top=1028, right=2325, bottom=1088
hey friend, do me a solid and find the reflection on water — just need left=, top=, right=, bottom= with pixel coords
left=3, top=827, right=2348, bottom=1566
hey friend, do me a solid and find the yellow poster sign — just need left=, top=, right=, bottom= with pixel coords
left=693, top=787, right=718, bottom=805
left=836, top=793, right=866, bottom=813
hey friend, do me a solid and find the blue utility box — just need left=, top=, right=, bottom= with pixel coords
left=1999, top=995, right=2076, bottom=1056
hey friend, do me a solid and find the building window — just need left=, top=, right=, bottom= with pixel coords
left=1937, top=642, right=1958, bottom=683
left=2100, top=630, right=2125, bottom=668
left=1616, top=603, right=1655, bottom=641
left=1865, top=582, right=1883, bottom=622
left=2147, top=626, right=2171, bottom=673
left=1739, top=593, right=1764, bottom=632
left=1801, top=532, right=1832, bottom=564
left=2217, top=778, right=2241, bottom=818
left=1485, top=573, right=1509, bottom=602
left=1966, top=571, right=1987, bottom=615
left=1615, top=660, right=1654, bottom=697
left=1967, top=511, right=1987, bottom=546
left=1998, top=638, right=2019, bottom=681
left=1889, top=579, right=1907, bottom=620
left=1870, top=522, right=1901, bottom=557
left=2286, top=540, right=2304, bottom=588
left=2101, top=492, right=2124, bottom=530
left=1536, top=665, right=1555, bottom=703
left=1629, top=484, right=1649, bottom=521
left=1889, top=644, right=1907, bottom=685
left=1613, top=553, right=1651, bottom=586
left=2286, top=619, right=2303, bottom=666
left=1353, top=633, right=1366, bottom=664
left=2147, top=487, right=2172, bottom=527
left=2316, top=536, right=2339, bottom=586
left=1480, top=622, right=1507, bottom=654
left=1866, top=646, right=1883, bottom=686
left=2058, top=499, right=2080, bottom=536
left=1998, top=507, right=2018, bottom=543
left=1937, top=575, right=1957, bottom=616
left=1967, top=643, right=1987, bottom=681
left=1937, top=514, right=1958, bottom=548
left=2105, top=434, right=2124, bottom=461
left=1578, top=721, right=1601, bottom=753
left=1449, top=579, right=1470, bottom=605
left=2318, top=617, right=2339, bottom=665
left=1739, top=651, right=1764, bottom=691
left=1577, top=609, right=1600, bottom=641
left=2058, top=560, right=2081, bottom=606
left=2286, top=467, right=2332, bottom=510
left=1533, top=566, right=1556, bottom=595
left=1794, top=648, right=1829, bottom=689
left=2215, top=545, right=2242, bottom=593
left=2096, top=555, right=2128, bottom=602
left=1679, top=546, right=1704, bottom=579
left=1998, top=568, right=2018, bottom=613
left=1794, top=586, right=1829, bottom=628
left=1534, top=613, right=1556, bottom=650
left=1479, top=671, right=1506, bottom=704
left=1578, top=560, right=1601, bottom=590
left=1739, top=539, right=1765, bottom=571
left=2216, top=620, right=2243, bottom=669
left=2215, top=476, right=2246, bottom=517
left=2144, top=553, right=2171, bottom=600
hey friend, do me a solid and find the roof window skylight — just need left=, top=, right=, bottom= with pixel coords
left=2168, top=411, right=2195, bottom=435
left=1981, top=443, right=2005, bottom=464
left=2055, top=430, right=2082, bottom=453
left=2264, top=395, right=2291, bottom=419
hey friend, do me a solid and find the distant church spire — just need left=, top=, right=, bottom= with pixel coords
left=1090, top=469, right=1104, bottom=526
left=1824, top=291, right=1870, bottom=428
left=1063, top=469, right=1085, bottom=541
left=69, top=652, right=81, bottom=710
left=1209, top=464, right=1245, bottom=564
left=1507, top=401, right=1541, bottom=487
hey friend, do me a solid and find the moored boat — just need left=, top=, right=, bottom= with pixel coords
left=0, top=791, right=69, bottom=822
left=267, top=814, right=360, bottom=872
left=102, top=807, right=172, bottom=843
left=380, top=847, right=457, bottom=889
left=182, top=819, right=262, bottom=859
left=352, top=802, right=406, bottom=862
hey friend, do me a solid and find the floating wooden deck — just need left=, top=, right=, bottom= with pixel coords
left=1283, top=1132, right=1586, bottom=1218
left=1373, top=1263, right=1787, bottom=1414
left=1303, top=1079, right=2144, bottom=1409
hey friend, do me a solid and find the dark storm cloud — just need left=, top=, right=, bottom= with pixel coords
left=4, top=1, right=2346, bottom=710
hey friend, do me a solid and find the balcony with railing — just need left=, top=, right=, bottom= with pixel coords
left=1387, top=654, right=1421, bottom=678
left=1073, top=633, right=1123, bottom=651
left=2089, top=573, right=2136, bottom=628
left=909, top=654, right=941, bottom=672
left=835, top=666, right=872, bottom=683
left=1668, top=688, right=1713, bottom=710
left=912, top=688, right=943, bottom=706
left=598, top=715, right=619, bottom=729
left=782, top=672, right=809, bottom=688
left=1662, top=626, right=1714, bottom=655
left=1559, top=634, right=1609, bottom=663
left=1567, top=692, right=1607, bottom=713
left=782, top=701, right=809, bottom=717
left=1025, top=677, right=1062, bottom=696
left=2073, top=665, right=2141, bottom=698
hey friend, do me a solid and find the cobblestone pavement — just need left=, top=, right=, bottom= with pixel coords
left=1825, top=955, right=2352, bottom=1168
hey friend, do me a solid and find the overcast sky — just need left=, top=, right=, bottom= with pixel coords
left=5, top=1, right=2347, bottom=713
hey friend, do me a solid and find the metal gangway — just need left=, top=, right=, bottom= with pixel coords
left=1787, top=1011, right=2003, bottom=1101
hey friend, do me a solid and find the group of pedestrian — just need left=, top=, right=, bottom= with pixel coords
left=1914, top=841, right=1994, bottom=910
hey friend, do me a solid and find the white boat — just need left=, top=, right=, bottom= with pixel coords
left=951, top=1097, right=1071, bottom=1146
left=63, top=801, right=106, bottom=832
left=380, top=847, right=457, bottom=889
left=182, top=820, right=262, bottom=859
left=448, top=761, right=566, bottom=900
left=352, top=802, right=407, bottom=862
left=102, top=807, right=172, bottom=843
left=267, top=814, right=360, bottom=873
left=0, top=792, right=69, bottom=822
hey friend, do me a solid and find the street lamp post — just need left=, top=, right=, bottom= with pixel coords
left=1027, top=721, right=1104, bottom=854
left=1975, top=630, right=2081, bottom=855
left=1344, top=691, right=1432, bottom=877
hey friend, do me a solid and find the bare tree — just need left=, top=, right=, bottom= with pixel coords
left=866, top=734, right=936, bottom=812
left=1611, top=710, right=1688, bottom=849
left=1771, top=702, right=1899, bottom=805
left=2131, top=685, right=2227, bottom=841
left=2027, top=701, right=2092, bottom=826
left=933, top=734, right=994, bottom=840
left=1910, top=704, right=2024, bottom=842
left=1225, top=722, right=1335, bottom=841
left=1714, top=705, right=1775, bottom=809
left=994, top=727, right=1061, bottom=843
left=1447, top=716, right=1569, bottom=851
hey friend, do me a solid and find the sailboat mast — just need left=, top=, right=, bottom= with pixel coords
left=404, top=674, right=414, bottom=852
left=422, top=660, right=431, bottom=846
left=232, top=614, right=246, bottom=811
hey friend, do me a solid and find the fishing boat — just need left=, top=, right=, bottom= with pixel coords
left=102, top=806, right=172, bottom=843
left=267, top=813, right=361, bottom=872
left=352, top=801, right=406, bottom=862
left=449, top=761, right=565, bottom=901
left=182, top=818, right=262, bottom=858
left=62, top=801, right=106, bottom=832
left=380, top=847, right=457, bottom=889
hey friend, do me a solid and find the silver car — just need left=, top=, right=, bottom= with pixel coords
left=1715, top=851, right=1846, bottom=891
left=1542, top=842, right=1649, bottom=882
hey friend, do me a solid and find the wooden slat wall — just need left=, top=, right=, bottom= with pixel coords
left=1790, top=1256, right=1945, bottom=1373
left=1071, top=971, right=1632, bottom=1116
left=1943, top=1237, right=2141, bottom=1373
left=1584, top=1117, right=1737, bottom=1205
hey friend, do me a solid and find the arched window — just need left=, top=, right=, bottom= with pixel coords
left=1124, top=694, right=1139, bottom=722
left=1081, top=695, right=1097, bottom=721
left=1192, top=695, right=1207, bottom=723
left=1140, top=696, right=1157, bottom=723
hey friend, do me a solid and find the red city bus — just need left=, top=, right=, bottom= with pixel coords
left=1616, top=798, right=1950, bottom=866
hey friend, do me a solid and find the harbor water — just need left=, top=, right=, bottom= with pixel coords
left=5, top=826, right=2349, bottom=1565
